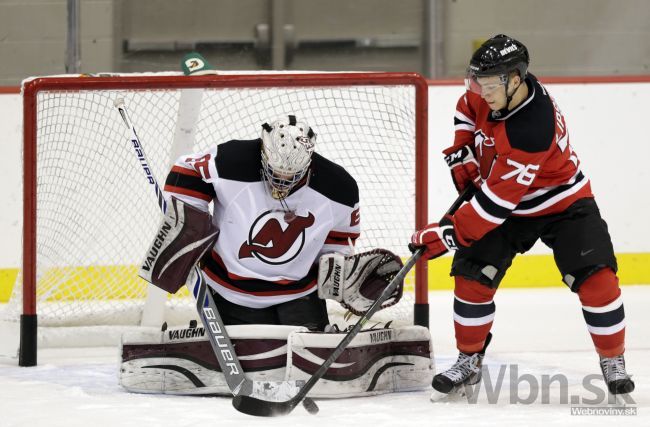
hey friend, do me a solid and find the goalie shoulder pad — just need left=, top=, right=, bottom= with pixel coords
left=318, top=249, right=404, bottom=316
left=139, top=197, right=219, bottom=293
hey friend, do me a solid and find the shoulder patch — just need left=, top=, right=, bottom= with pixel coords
left=215, top=139, right=263, bottom=182
left=504, top=89, right=556, bottom=153
left=309, top=154, right=359, bottom=208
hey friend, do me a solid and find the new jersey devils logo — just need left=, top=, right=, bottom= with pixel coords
left=239, top=211, right=315, bottom=265
left=474, top=129, right=497, bottom=179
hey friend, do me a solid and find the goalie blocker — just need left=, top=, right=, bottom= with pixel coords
left=120, top=323, right=433, bottom=398
left=139, top=197, right=219, bottom=293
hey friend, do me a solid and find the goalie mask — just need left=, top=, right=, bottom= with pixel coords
left=261, top=115, right=316, bottom=200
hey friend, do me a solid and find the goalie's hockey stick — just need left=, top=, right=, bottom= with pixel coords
left=233, top=185, right=477, bottom=416
left=114, top=98, right=317, bottom=411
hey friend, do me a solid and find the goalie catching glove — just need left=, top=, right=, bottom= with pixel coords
left=317, top=249, right=404, bottom=316
left=139, top=197, right=219, bottom=293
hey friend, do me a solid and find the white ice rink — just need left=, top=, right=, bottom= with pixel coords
left=1, top=286, right=648, bottom=427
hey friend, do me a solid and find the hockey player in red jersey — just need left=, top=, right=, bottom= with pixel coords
left=163, top=115, right=361, bottom=331
left=409, top=35, right=634, bottom=398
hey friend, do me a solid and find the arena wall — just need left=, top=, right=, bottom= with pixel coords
left=0, top=77, right=648, bottom=300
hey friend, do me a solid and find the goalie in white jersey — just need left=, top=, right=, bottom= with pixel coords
left=162, top=115, right=360, bottom=331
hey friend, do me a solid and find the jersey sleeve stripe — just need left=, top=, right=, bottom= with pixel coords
left=324, top=238, right=353, bottom=245
left=165, top=171, right=216, bottom=200
left=455, top=123, right=475, bottom=132
left=482, top=183, right=517, bottom=209
left=327, top=230, right=360, bottom=239
left=454, top=116, right=475, bottom=132
left=164, top=185, right=214, bottom=202
left=455, top=111, right=476, bottom=126
left=470, top=197, right=507, bottom=224
left=473, top=190, right=512, bottom=220
left=170, top=165, right=201, bottom=177
left=325, top=230, right=359, bottom=245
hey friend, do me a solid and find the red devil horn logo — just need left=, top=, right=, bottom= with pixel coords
left=239, top=212, right=315, bottom=264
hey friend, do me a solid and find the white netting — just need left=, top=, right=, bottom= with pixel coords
left=1, top=73, right=422, bottom=345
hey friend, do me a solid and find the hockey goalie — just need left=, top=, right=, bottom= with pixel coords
left=120, top=115, right=433, bottom=398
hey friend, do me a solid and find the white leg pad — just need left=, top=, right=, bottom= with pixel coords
left=119, top=324, right=434, bottom=398
left=286, top=326, right=434, bottom=397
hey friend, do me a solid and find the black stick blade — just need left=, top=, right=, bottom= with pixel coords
left=232, top=395, right=319, bottom=417
left=302, top=397, right=320, bottom=414
left=232, top=395, right=299, bottom=417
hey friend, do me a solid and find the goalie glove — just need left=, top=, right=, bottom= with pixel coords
left=139, top=197, right=219, bottom=293
left=318, top=249, right=404, bottom=316
left=443, top=144, right=481, bottom=193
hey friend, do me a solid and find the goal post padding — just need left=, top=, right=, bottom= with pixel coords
left=3, top=72, right=429, bottom=365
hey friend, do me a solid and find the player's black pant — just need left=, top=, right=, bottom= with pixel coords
left=450, top=197, right=625, bottom=356
left=451, top=197, right=617, bottom=291
left=209, top=288, right=329, bottom=331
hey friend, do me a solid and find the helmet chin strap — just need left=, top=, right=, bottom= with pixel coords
left=505, top=75, right=523, bottom=109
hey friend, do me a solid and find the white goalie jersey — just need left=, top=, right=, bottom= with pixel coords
left=163, top=139, right=360, bottom=308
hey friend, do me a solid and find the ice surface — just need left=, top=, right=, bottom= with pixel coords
left=1, top=286, right=648, bottom=427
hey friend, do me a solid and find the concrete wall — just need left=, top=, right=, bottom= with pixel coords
left=0, top=0, right=649, bottom=85
left=0, top=0, right=117, bottom=85
left=443, top=0, right=650, bottom=76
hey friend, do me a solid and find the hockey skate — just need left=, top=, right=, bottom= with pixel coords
left=600, top=354, right=635, bottom=395
left=430, top=333, right=492, bottom=402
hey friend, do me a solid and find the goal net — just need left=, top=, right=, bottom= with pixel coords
left=0, top=72, right=429, bottom=365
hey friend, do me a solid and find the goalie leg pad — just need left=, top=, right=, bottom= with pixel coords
left=119, top=324, right=304, bottom=395
left=139, top=197, right=219, bottom=293
left=286, top=326, right=433, bottom=397
left=119, top=325, right=433, bottom=398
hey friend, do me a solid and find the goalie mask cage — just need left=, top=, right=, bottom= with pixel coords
left=6, top=72, right=429, bottom=366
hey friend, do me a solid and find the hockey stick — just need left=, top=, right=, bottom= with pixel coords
left=140, top=52, right=217, bottom=327
left=233, top=185, right=477, bottom=416
left=114, top=98, right=316, bottom=409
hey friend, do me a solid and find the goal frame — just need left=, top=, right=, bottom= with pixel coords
left=20, top=72, right=429, bottom=366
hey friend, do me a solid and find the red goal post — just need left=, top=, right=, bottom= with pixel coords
left=17, top=72, right=429, bottom=366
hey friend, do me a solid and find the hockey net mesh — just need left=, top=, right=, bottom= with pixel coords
left=2, top=73, right=421, bottom=341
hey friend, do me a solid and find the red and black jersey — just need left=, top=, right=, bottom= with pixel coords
left=450, top=74, right=593, bottom=245
left=163, top=139, right=360, bottom=308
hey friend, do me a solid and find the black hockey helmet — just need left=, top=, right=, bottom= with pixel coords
left=466, top=34, right=529, bottom=96
left=469, top=34, right=529, bottom=78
